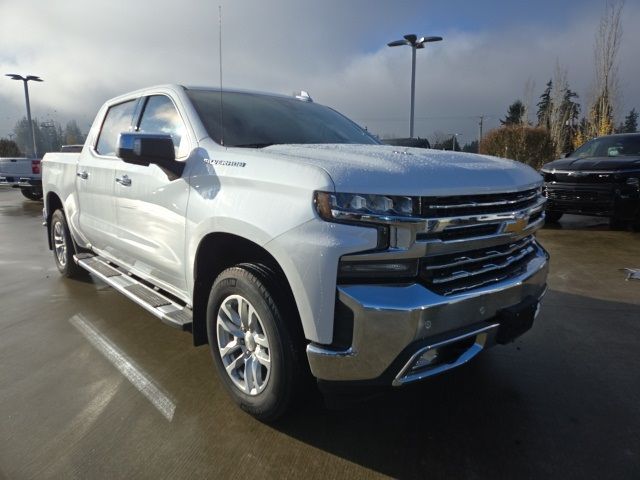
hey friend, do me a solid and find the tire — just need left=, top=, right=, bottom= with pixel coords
left=50, top=209, right=85, bottom=278
left=206, top=264, right=303, bottom=422
left=610, top=217, right=628, bottom=230
left=545, top=210, right=563, bottom=223
left=20, top=188, right=43, bottom=201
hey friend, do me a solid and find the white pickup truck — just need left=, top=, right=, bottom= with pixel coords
left=42, top=85, right=549, bottom=420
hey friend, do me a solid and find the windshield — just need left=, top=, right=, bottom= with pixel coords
left=186, top=90, right=378, bottom=148
left=571, top=135, right=640, bottom=158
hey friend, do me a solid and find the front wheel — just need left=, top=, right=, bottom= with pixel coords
left=50, top=209, right=85, bottom=278
left=206, top=264, right=302, bottom=422
left=545, top=210, right=563, bottom=223
left=610, top=217, right=628, bottom=230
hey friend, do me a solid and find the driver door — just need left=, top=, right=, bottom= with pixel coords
left=112, top=94, right=191, bottom=297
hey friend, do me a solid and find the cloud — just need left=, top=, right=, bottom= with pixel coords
left=1, top=0, right=638, bottom=145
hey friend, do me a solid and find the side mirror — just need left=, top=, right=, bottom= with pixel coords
left=563, top=151, right=573, bottom=158
left=117, top=133, right=183, bottom=176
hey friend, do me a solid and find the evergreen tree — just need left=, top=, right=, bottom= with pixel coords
left=622, top=108, right=638, bottom=133
left=13, top=118, right=47, bottom=157
left=64, top=120, right=84, bottom=145
left=536, top=80, right=553, bottom=129
left=559, top=88, right=580, bottom=153
left=40, top=121, right=63, bottom=153
left=432, top=136, right=460, bottom=151
left=0, top=139, right=22, bottom=156
left=462, top=140, right=479, bottom=153
left=500, top=100, right=526, bottom=126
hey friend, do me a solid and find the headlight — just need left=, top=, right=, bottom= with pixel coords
left=314, top=191, right=418, bottom=223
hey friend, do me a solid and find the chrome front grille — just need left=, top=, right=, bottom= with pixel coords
left=420, top=188, right=540, bottom=217
left=544, top=184, right=613, bottom=204
left=417, top=187, right=546, bottom=294
left=339, top=187, right=547, bottom=296
left=420, top=236, right=538, bottom=295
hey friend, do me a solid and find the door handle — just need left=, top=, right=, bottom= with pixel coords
left=76, top=171, right=89, bottom=180
left=115, top=175, right=132, bottom=187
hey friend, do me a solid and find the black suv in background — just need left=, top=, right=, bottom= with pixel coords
left=541, top=133, right=640, bottom=229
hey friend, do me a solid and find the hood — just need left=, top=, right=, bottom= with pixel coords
left=262, top=144, right=541, bottom=196
left=542, top=155, right=640, bottom=172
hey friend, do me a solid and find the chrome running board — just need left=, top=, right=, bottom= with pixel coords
left=74, top=253, right=192, bottom=331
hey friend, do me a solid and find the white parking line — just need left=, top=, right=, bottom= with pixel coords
left=69, top=314, right=176, bottom=421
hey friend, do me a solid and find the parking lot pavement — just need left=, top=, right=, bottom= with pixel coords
left=0, top=187, right=639, bottom=479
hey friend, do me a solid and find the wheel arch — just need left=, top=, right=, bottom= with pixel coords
left=191, top=232, right=302, bottom=347
left=45, top=191, right=64, bottom=250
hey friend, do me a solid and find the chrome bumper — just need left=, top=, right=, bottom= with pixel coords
left=306, top=243, right=549, bottom=383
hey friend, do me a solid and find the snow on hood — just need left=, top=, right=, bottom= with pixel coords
left=263, top=144, right=542, bottom=196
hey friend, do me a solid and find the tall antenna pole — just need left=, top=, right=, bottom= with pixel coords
left=218, top=5, right=225, bottom=146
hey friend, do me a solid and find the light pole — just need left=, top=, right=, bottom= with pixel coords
left=5, top=74, right=43, bottom=158
left=448, top=133, right=461, bottom=151
left=388, top=34, right=442, bottom=138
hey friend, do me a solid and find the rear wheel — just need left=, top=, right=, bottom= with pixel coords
left=20, top=188, right=43, bottom=201
left=206, top=264, right=303, bottom=422
left=545, top=210, right=563, bottom=223
left=50, top=209, right=85, bottom=278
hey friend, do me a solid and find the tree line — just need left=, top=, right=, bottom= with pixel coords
left=479, top=1, right=635, bottom=169
left=0, top=118, right=85, bottom=157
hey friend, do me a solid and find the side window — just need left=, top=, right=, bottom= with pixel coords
left=137, top=96, right=189, bottom=158
left=95, top=100, right=137, bottom=156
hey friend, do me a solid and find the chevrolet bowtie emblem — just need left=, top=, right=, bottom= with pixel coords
left=504, top=216, right=529, bottom=234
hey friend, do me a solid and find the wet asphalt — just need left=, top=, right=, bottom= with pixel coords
left=0, top=188, right=639, bottom=479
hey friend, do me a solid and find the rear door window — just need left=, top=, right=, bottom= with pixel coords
left=95, top=100, right=138, bottom=156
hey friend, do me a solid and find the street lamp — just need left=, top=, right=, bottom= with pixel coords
left=448, top=133, right=461, bottom=151
left=388, top=34, right=442, bottom=138
left=5, top=74, right=43, bottom=158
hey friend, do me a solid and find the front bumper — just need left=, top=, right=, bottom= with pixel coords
left=306, top=242, right=548, bottom=384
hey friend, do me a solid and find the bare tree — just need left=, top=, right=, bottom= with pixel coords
left=588, top=0, right=624, bottom=137
left=522, top=78, right=536, bottom=126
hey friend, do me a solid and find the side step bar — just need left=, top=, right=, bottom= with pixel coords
left=74, top=253, right=192, bottom=331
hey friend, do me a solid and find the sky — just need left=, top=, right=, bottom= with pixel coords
left=1, top=0, right=638, bottom=146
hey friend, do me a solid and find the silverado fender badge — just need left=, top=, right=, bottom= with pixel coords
left=204, top=158, right=246, bottom=168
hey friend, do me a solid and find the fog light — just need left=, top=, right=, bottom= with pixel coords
left=412, top=349, right=439, bottom=370
left=338, top=259, right=418, bottom=279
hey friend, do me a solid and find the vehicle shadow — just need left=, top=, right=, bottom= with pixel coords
left=35, top=275, right=639, bottom=478
left=542, top=214, right=612, bottom=231
left=271, top=289, right=640, bottom=479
